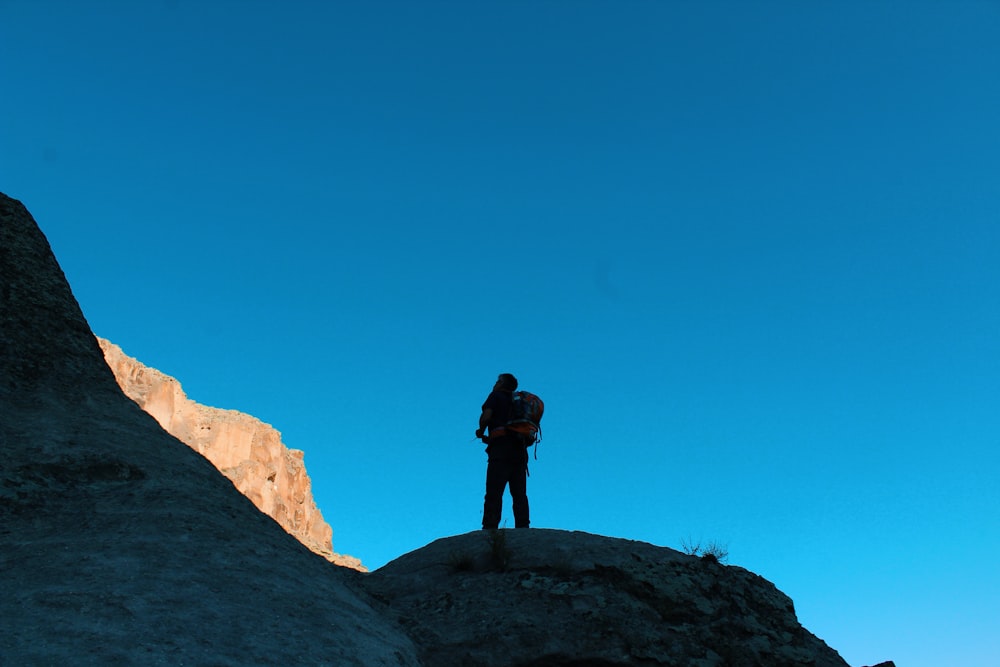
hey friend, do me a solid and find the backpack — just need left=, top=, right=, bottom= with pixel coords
left=505, top=391, right=544, bottom=448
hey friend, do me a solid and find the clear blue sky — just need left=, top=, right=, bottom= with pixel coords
left=3, top=2, right=998, bottom=665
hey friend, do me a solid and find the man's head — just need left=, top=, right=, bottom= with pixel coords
left=495, top=373, right=518, bottom=392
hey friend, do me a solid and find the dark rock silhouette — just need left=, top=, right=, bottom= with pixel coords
left=0, top=193, right=418, bottom=665
left=1, top=191, right=874, bottom=665
left=365, top=529, right=850, bottom=667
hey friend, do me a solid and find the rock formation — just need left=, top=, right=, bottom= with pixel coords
left=97, top=337, right=362, bottom=571
left=364, top=529, right=850, bottom=667
left=0, top=191, right=883, bottom=666
left=0, top=192, right=418, bottom=665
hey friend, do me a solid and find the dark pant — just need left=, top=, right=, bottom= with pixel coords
left=482, top=455, right=529, bottom=529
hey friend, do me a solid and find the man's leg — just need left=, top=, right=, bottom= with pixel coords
left=482, top=459, right=506, bottom=529
left=509, top=461, right=530, bottom=528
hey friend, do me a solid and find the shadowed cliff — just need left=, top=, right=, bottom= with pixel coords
left=0, top=192, right=417, bottom=665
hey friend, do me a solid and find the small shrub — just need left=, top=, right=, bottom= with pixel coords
left=680, top=537, right=729, bottom=564
left=486, top=529, right=512, bottom=571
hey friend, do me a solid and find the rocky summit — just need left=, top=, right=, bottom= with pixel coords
left=365, top=529, right=849, bottom=667
left=1, top=191, right=869, bottom=665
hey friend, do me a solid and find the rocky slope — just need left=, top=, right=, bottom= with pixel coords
left=0, top=191, right=884, bottom=666
left=97, top=337, right=362, bottom=570
left=0, top=192, right=417, bottom=665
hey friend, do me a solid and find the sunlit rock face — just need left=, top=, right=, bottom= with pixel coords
left=0, top=192, right=417, bottom=666
left=97, top=337, right=363, bottom=571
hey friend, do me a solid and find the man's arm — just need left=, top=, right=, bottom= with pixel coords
left=476, top=408, right=493, bottom=439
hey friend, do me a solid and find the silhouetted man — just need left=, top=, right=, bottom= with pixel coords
left=476, top=373, right=529, bottom=529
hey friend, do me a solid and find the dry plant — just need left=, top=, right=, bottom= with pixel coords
left=680, top=537, right=729, bottom=564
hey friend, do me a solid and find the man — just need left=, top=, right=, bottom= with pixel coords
left=476, top=373, right=530, bottom=529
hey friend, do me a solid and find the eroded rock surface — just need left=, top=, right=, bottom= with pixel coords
left=0, top=192, right=416, bottom=666
left=97, top=337, right=362, bottom=570
left=365, top=529, right=851, bottom=667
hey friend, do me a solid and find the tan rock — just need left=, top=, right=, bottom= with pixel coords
left=97, top=337, right=364, bottom=571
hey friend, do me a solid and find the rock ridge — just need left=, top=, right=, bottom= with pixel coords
left=97, top=337, right=362, bottom=571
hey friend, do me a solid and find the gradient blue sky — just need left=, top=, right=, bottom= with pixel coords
left=3, top=2, right=998, bottom=665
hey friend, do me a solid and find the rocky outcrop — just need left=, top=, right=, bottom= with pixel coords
left=0, top=192, right=883, bottom=666
left=363, top=529, right=851, bottom=667
left=97, top=337, right=363, bottom=571
left=0, top=192, right=417, bottom=666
